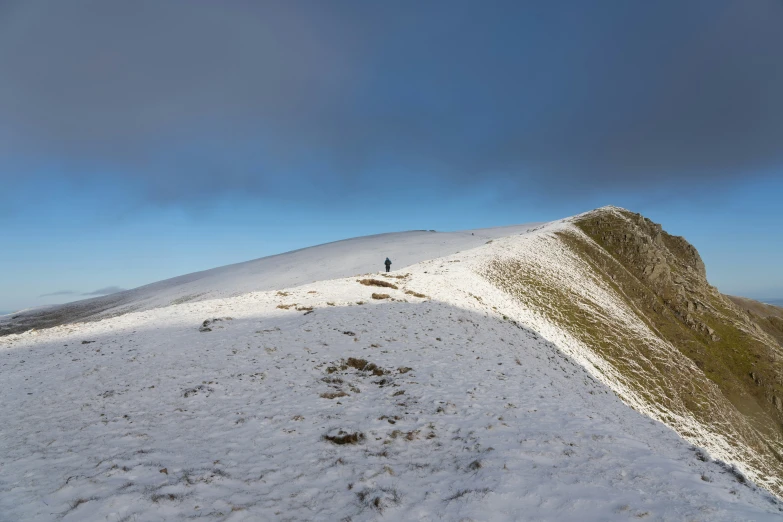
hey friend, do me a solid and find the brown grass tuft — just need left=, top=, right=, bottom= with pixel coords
left=345, top=357, right=387, bottom=376
left=359, top=279, right=398, bottom=289
left=372, top=293, right=390, bottom=300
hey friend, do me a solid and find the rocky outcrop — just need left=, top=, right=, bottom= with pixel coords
left=575, top=209, right=727, bottom=342
left=569, top=207, right=783, bottom=479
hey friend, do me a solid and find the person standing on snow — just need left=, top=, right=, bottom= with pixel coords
left=384, top=257, right=392, bottom=273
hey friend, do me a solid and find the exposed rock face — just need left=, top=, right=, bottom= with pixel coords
left=577, top=209, right=722, bottom=340
left=573, top=208, right=783, bottom=423
left=483, top=206, right=783, bottom=498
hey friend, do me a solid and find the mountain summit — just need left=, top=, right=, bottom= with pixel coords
left=2, top=207, right=782, bottom=520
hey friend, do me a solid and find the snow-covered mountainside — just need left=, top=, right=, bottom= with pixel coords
left=2, top=208, right=782, bottom=521
left=0, top=224, right=539, bottom=336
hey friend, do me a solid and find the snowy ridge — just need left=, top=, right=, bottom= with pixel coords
left=1, top=216, right=781, bottom=520
left=472, top=216, right=782, bottom=496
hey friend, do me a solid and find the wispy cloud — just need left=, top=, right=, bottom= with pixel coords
left=82, top=286, right=127, bottom=296
left=39, top=290, right=77, bottom=297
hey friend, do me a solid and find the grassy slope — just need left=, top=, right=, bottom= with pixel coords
left=727, top=295, right=783, bottom=348
left=571, top=210, right=783, bottom=427
left=483, top=207, right=783, bottom=497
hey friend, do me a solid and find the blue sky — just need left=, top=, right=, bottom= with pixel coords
left=1, top=1, right=782, bottom=313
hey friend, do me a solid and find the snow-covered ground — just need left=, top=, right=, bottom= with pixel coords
left=2, top=221, right=781, bottom=521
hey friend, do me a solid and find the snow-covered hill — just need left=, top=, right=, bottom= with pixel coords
left=2, top=211, right=782, bottom=521
left=0, top=224, right=539, bottom=336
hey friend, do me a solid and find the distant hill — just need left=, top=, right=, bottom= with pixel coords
left=0, top=223, right=541, bottom=336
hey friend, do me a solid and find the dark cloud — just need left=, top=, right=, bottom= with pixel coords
left=39, top=290, right=77, bottom=297
left=82, top=287, right=127, bottom=296
left=1, top=0, right=781, bottom=204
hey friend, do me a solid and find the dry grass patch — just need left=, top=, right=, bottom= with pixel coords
left=359, top=278, right=398, bottom=290
left=151, top=493, right=183, bottom=503
left=444, top=488, right=490, bottom=502
left=382, top=273, right=410, bottom=280
left=320, top=391, right=349, bottom=399
left=276, top=304, right=294, bottom=310
left=326, top=357, right=389, bottom=376
left=323, top=429, right=364, bottom=445
left=372, top=293, right=390, bottom=300
left=405, top=290, right=427, bottom=298
left=357, top=487, right=401, bottom=513
left=346, top=357, right=388, bottom=376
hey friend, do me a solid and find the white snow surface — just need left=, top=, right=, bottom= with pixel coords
left=0, top=224, right=541, bottom=325
left=1, top=220, right=781, bottom=521
left=125, top=225, right=542, bottom=308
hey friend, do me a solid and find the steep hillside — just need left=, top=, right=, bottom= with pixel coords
left=480, top=206, right=783, bottom=498
left=727, top=295, right=783, bottom=348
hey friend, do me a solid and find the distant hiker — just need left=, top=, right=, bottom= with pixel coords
left=384, top=257, right=392, bottom=273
